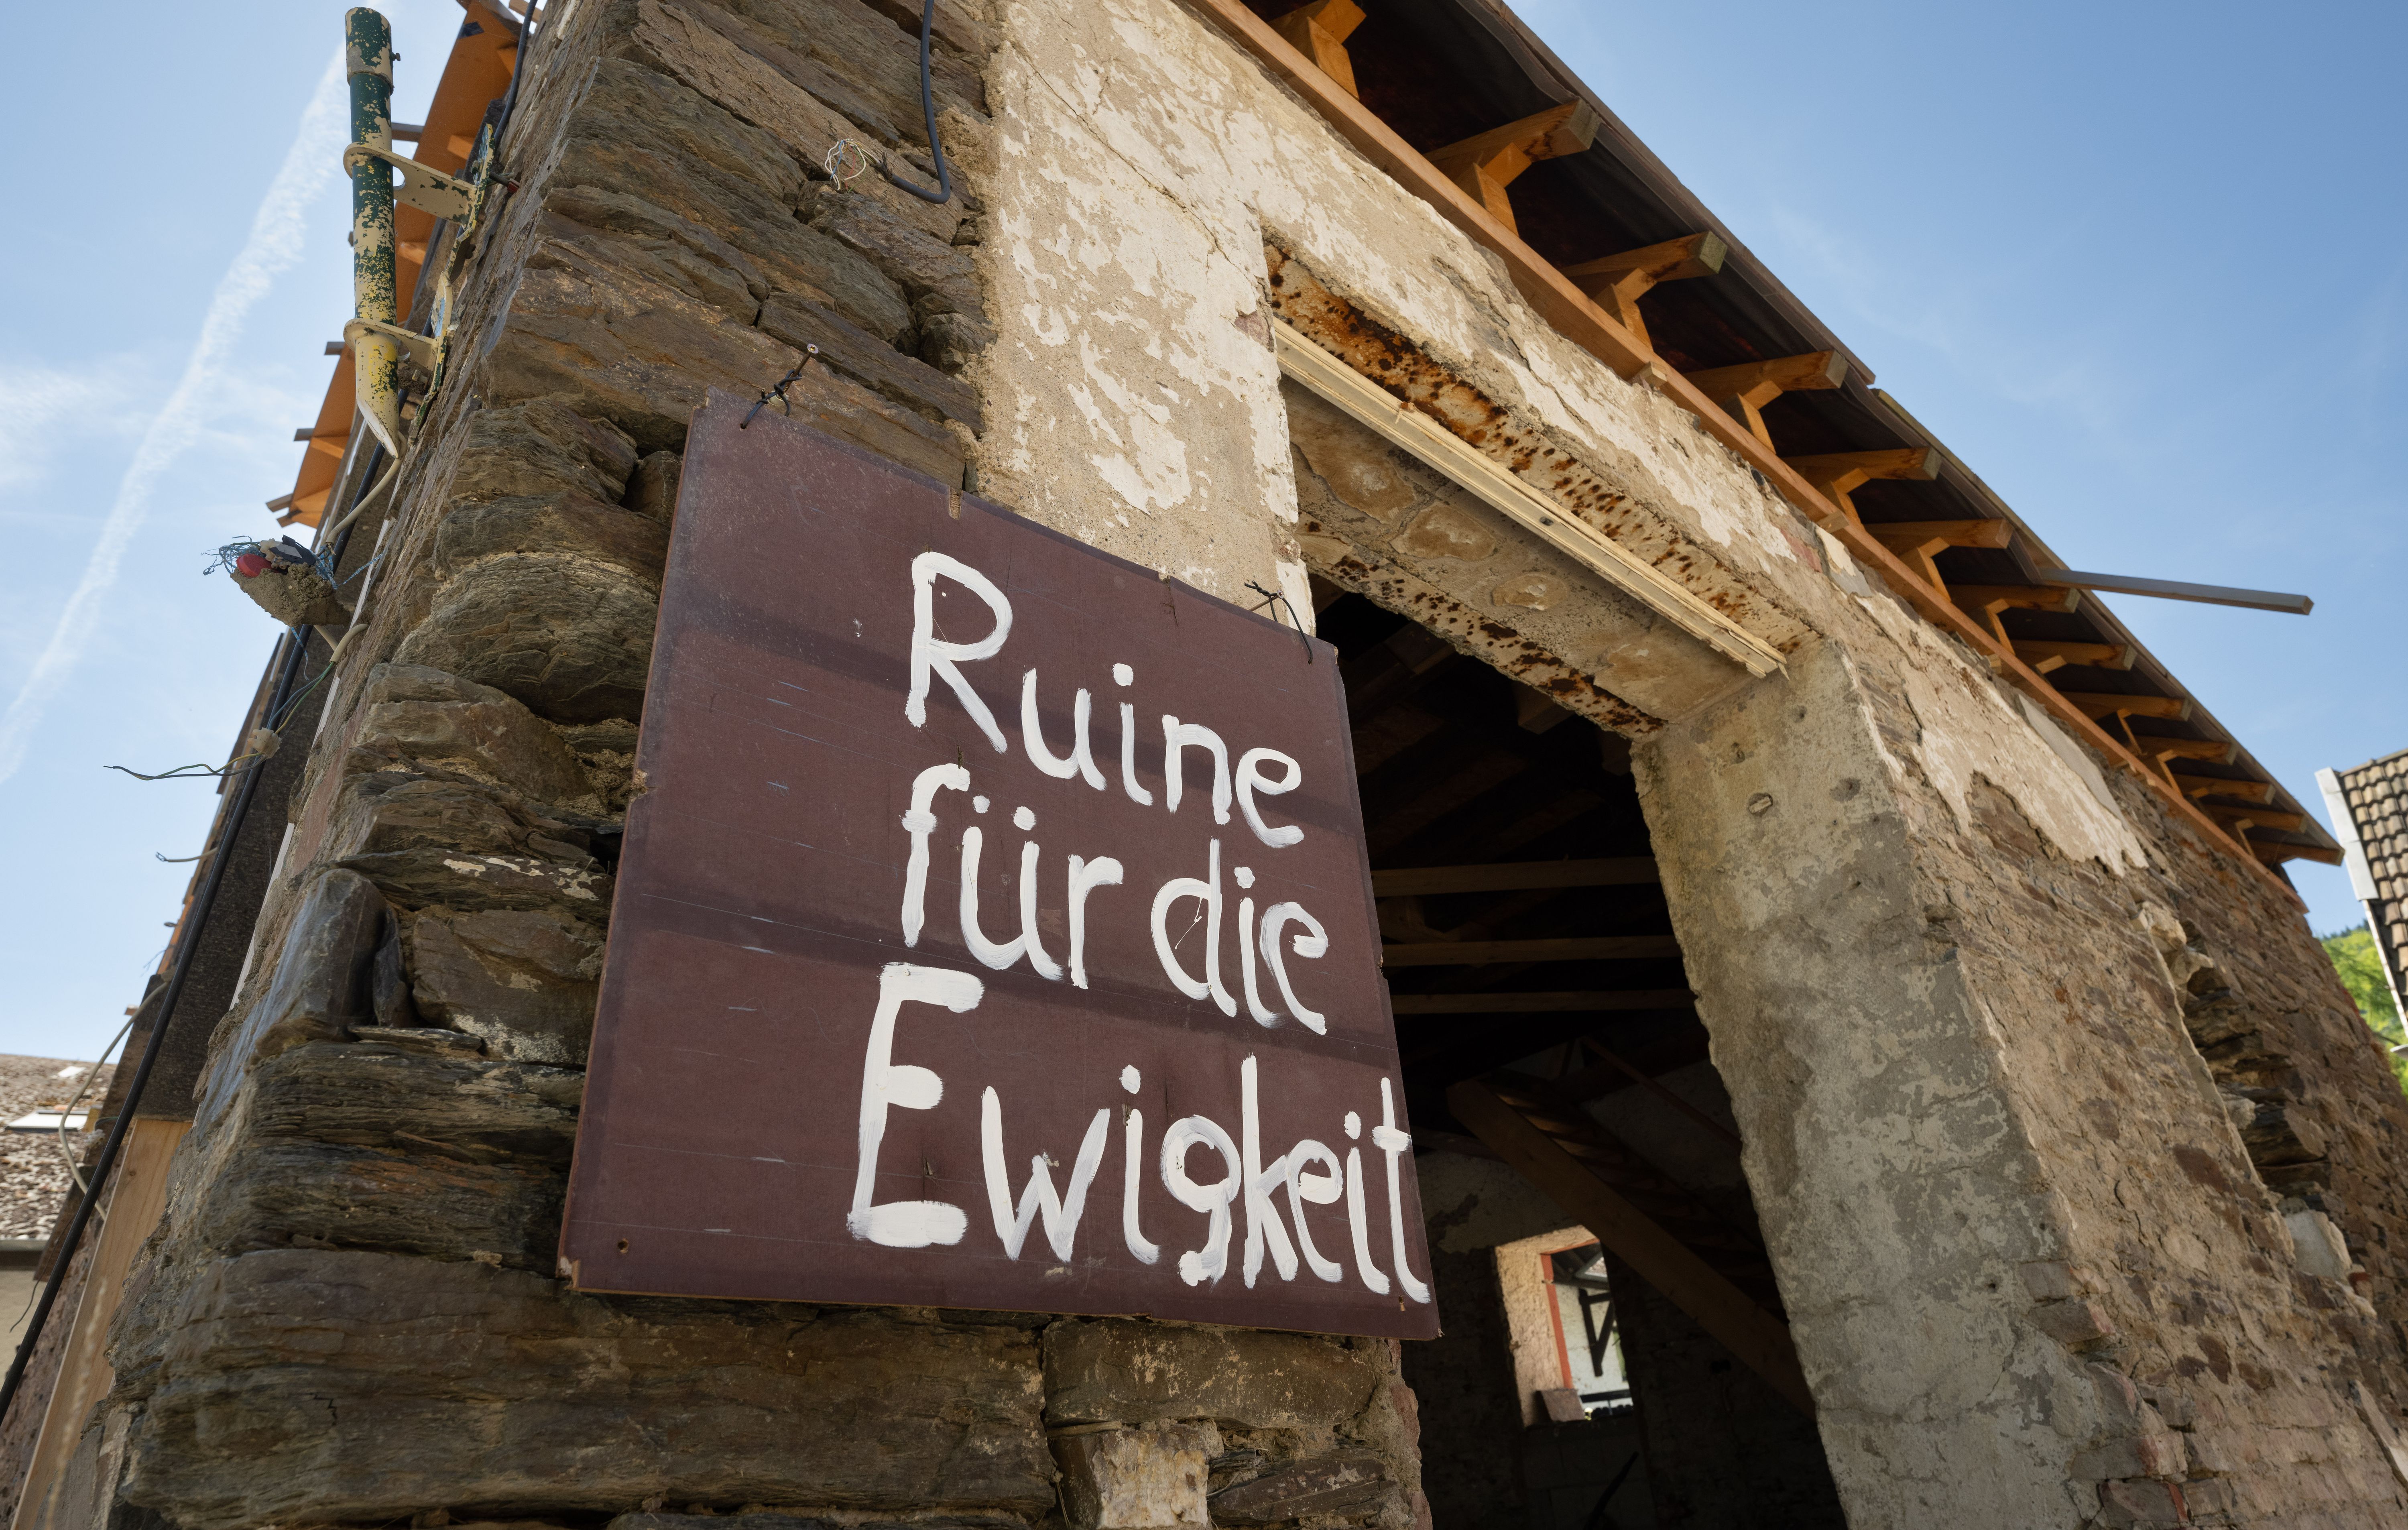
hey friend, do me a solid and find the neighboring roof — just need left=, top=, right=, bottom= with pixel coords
left=0, top=1056, right=114, bottom=1243
left=2321, top=749, right=2408, bottom=1002
left=1234, top=0, right=2339, bottom=871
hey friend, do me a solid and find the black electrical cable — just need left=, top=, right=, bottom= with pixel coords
left=0, top=446, right=386, bottom=1431
left=879, top=0, right=954, bottom=204
left=491, top=2, right=537, bottom=151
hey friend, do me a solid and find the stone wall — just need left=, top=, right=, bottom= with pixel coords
left=81, top=0, right=1426, bottom=1525
left=55, top=0, right=2408, bottom=1518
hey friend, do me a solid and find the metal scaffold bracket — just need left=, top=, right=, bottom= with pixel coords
left=341, top=142, right=477, bottom=222
left=342, top=317, right=436, bottom=370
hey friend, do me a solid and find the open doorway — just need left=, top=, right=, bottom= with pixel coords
left=1311, top=589, right=1846, bottom=1530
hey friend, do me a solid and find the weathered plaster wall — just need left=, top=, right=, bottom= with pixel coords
left=961, top=0, right=2408, bottom=1518
left=1641, top=636, right=2408, bottom=1526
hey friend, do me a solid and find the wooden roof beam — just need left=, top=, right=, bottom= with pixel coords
left=1685, top=351, right=1848, bottom=449
left=1864, top=517, right=2011, bottom=590
left=1272, top=0, right=1365, bottom=98
left=1782, top=447, right=1939, bottom=525
left=1185, top=0, right=2317, bottom=906
left=2033, top=568, right=2313, bottom=616
left=2172, top=772, right=2274, bottom=804
left=1560, top=232, right=1726, bottom=350
left=1428, top=102, right=1601, bottom=235
left=1951, top=584, right=2083, bottom=613
left=2140, top=737, right=2241, bottom=764
left=2203, top=803, right=2308, bottom=832
left=2252, top=840, right=2345, bottom=867
left=2011, top=639, right=2133, bottom=674
left=2062, top=692, right=2192, bottom=722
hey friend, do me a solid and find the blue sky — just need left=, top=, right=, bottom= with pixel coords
left=0, top=1, right=2399, bottom=1060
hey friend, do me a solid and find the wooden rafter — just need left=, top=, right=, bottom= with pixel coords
left=1427, top=102, right=1601, bottom=234
left=1867, top=518, right=2013, bottom=551
left=1560, top=232, right=1726, bottom=350
left=1865, top=517, right=2011, bottom=592
left=2060, top=692, right=2192, bottom=722
left=1271, top=0, right=1365, bottom=98
left=1949, top=584, right=2083, bottom=613
left=1781, top=447, right=1938, bottom=525
left=2201, top=803, right=2308, bottom=832
left=2171, top=772, right=2274, bottom=804
left=2140, top=738, right=2241, bottom=764
left=1685, top=351, right=1847, bottom=449
left=2011, top=639, right=2133, bottom=673
left=1194, top=0, right=2326, bottom=896
left=2252, top=839, right=2345, bottom=867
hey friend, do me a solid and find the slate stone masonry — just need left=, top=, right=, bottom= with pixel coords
left=85, top=0, right=1429, bottom=1525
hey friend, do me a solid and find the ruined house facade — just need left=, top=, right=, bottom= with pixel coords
left=7, top=0, right=2408, bottom=1527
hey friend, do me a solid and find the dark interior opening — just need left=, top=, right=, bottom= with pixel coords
left=1314, top=588, right=1847, bottom=1530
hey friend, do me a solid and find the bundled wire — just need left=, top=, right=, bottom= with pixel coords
left=205, top=535, right=333, bottom=586
left=0, top=440, right=388, bottom=1430
left=52, top=1019, right=132, bottom=1202
left=876, top=0, right=953, bottom=204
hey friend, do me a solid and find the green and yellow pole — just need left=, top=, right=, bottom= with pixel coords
left=346, top=8, right=404, bottom=456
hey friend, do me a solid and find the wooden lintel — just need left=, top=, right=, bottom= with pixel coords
left=1684, top=351, right=1847, bottom=447
left=2011, top=639, right=2132, bottom=671
left=2172, top=773, right=2274, bottom=804
left=1383, top=936, right=1682, bottom=966
left=1272, top=0, right=1365, bottom=98
left=1448, top=1081, right=1815, bottom=1416
left=1427, top=102, right=1601, bottom=233
left=1558, top=232, right=1727, bottom=348
left=1372, top=857, right=1659, bottom=896
left=2061, top=692, right=2192, bottom=722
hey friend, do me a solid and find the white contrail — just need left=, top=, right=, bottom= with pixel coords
left=0, top=51, right=347, bottom=791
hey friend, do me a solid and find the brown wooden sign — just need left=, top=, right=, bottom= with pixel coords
left=560, top=393, right=1438, bottom=1338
